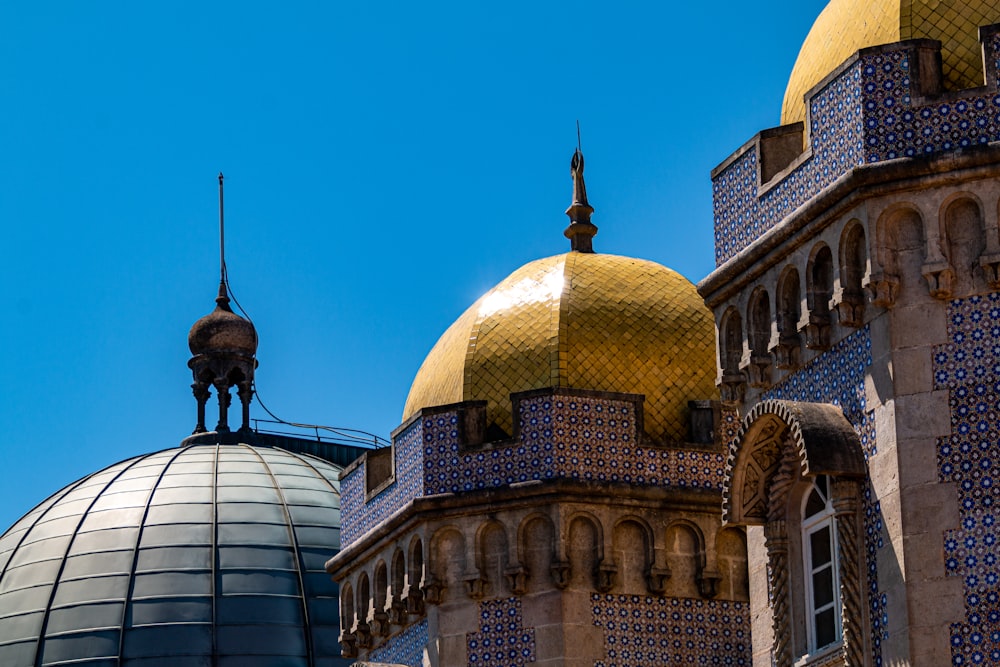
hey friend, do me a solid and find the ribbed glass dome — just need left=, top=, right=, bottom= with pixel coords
left=0, top=443, right=349, bottom=667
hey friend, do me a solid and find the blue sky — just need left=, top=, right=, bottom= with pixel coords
left=0, top=1, right=828, bottom=529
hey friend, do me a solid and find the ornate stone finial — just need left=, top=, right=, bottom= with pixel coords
left=564, top=148, right=598, bottom=253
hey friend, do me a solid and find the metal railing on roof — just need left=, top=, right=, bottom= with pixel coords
left=250, top=418, right=388, bottom=449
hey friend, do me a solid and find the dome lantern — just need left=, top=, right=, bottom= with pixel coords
left=186, top=173, right=258, bottom=435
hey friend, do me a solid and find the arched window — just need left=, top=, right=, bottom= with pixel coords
left=802, top=476, right=841, bottom=653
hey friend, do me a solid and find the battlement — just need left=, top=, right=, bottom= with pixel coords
left=712, top=24, right=1000, bottom=266
left=339, top=388, right=726, bottom=548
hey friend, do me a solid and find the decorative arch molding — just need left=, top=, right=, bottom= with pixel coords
left=723, top=400, right=865, bottom=525
left=722, top=399, right=867, bottom=667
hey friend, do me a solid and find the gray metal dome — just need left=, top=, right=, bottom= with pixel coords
left=0, top=442, right=351, bottom=667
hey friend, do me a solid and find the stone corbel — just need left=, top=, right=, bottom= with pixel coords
left=354, top=623, right=372, bottom=649
left=420, top=578, right=443, bottom=607
left=463, top=573, right=488, bottom=600
left=832, top=290, right=865, bottom=328
left=646, top=566, right=671, bottom=595
left=597, top=562, right=618, bottom=592
left=922, top=261, right=954, bottom=300
left=800, top=313, right=830, bottom=351
left=550, top=560, right=571, bottom=589
left=980, top=253, right=1000, bottom=289
left=339, top=632, right=358, bottom=659
left=769, top=334, right=801, bottom=371
left=389, top=597, right=408, bottom=625
left=719, top=372, right=746, bottom=404
left=696, top=568, right=722, bottom=599
left=741, top=354, right=773, bottom=389
left=864, top=272, right=898, bottom=309
left=370, top=610, right=390, bottom=638
left=504, top=565, right=528, bottom=595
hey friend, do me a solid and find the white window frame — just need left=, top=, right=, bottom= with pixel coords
left=801, top=476, right=842, bottom=654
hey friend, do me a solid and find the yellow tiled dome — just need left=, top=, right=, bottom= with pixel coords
left=402, top=252, right=718, bottom=443
left=781, top=0, right=1000, bottom=126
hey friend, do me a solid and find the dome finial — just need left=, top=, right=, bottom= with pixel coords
left=187, top=173, right=258, bottom=436
left=564, top=124, right=598, bottom=252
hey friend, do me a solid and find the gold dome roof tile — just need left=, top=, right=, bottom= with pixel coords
left=402, top=252, right=718, bottom=442
left=782, top=0, right=1000, bottom=126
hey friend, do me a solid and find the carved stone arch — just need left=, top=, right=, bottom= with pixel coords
left=719, top=305, right=746, bottom=403
left=835, top=220, right=867, bottom=327
left=939, top=193, right=986, bottom=297
left=665, top=518, right=716, bottom=598
left=406, top=535, right=426, bottom=615
left=722, top=399, right=867, bottom=667
left=804, top=242, right=834, bottom=350
left=339, top=581, right=357, bottom=658
left=427, top=526, right=466, bottom=605
left=565, top=511, right=605, bottom=590
left=611, top=515, right=658, bottom=594
left=873, top=203, right=927, bottom=304
left=744, top=286, right=773, bottom=388
left=355, top=570, right=372, bottom=648
left=370, top=559, right=390, bottom=637
left=517, top=512, right=556, bottom=593
left=389, top=547, right=408, bottom=625
left=474, top=519, right=510, bottom=599
left=772, top=265, right=803, bottom=370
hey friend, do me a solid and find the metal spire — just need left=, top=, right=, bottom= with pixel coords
left=216, top=172, right=230, bottom=307
left=564, top=124, right=598, bottom=252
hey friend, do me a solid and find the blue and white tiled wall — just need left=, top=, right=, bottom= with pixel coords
left=591, top=594, right=750, bottom=667
left=764, top=326, right=888, bottom=666
left=341, top=394, right=727, bottom=547
left=713, top=33, right=1000, bottom=265
left=934, top=294, right=1000, bottom=666
left=367, top=618, right=428, bottom=667
left=467, top=598, right=536, bottom=666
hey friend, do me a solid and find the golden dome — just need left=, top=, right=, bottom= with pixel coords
left=781, top=0, right=1000, bottom=126
left=402, top=252, right=718, bottom=442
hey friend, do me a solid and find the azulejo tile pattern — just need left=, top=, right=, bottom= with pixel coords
left=367, top=618, right=428, bottom=667
left=591, top=594, right=749, bottom=667
left=341, top=420, right=425, bottom=547
left=714, top=36, right=1000, bottom=265
left=934, top=293, right=1000, bottom=666
left=764, top=327, right=888, bottom=665
left=341, top=394, right=727, bottom=547
left=467, top=597, right=536, bottom=666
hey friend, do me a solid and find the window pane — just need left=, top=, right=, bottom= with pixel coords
left=805, top=487, right=825, bottom=518
left=810, top=526, right=832, bottom=565
left=815, top=607, right=837, bottom=648
left=813, top=566, right=834, bottom=608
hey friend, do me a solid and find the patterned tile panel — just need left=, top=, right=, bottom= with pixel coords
left=590, top=594, right=749, bottom=667
left=934, top=293, right=1000, bottom=666
left=340, top=420, right=426, bottom=548
left=367, top=618, right=429, bottom=667
left=715, top=35, right=1000, bottom=265
left=340, top=394, right=727, bottom=546
left=763, top=327, right=888, bottom=665
left=467, top=597, right=536, bottom=666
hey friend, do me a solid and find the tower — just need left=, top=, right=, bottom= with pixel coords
left=328, top=152, right=750, bottom=666
left=702, top=2, right=1000, bottom=665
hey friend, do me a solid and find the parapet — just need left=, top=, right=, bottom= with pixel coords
left=338, top=388, right=726, bottom=548
left=712, top=25, right=1000, bottom=266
